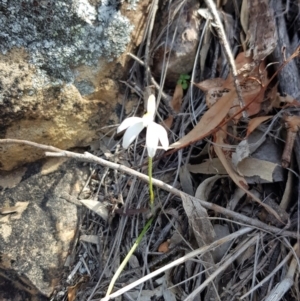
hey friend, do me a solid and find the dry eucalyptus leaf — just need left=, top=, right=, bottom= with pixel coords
left=247, top=116, right=273, bottom=137
left=80, top=235, right=99, bottom=245
left=212, top=224, right=231, bottom=262
left=188, top=158, right=227, bottom=175
left=236, top=157, right=277, bottom=182
left=80, top=199, right=108, bottom=221
left=179, top=165, right=194, bottom=195
left=214, top=128, right=285, bottom=223
left=195, top=175, right=227, bottom=201
left=180, top=192, right=216, bottom=248
left=214, top=126, right=249, bottom=190
left=170, top=89, right=236, bottom=149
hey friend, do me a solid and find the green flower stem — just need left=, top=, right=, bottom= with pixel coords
left=105, top=216, right=154, bottom=297
left=148, top=156, right=154, bottom=208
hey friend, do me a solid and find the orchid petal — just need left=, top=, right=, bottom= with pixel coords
left=146, top=122, right=159, bottom=157
left=117, top=117, right=143, bottom=133
left=147, top=94, right=156, bottom=119
left=122, top=121, right=145, bottom=149
left=156, top=124, right=169, bottom=150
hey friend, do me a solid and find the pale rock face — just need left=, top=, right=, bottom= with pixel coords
left=0, top=158, right=90, bottom=297
left=0, top=0, right=149, bottom=171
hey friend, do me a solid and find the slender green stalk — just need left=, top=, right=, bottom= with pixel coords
left=148, top=156, right=154, bottom=207
left=105, top=216, right=154, bottom=297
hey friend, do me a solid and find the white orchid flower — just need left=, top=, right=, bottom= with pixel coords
left=117, top=95, right=169, bottom=157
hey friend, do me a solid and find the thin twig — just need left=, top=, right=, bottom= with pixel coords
left=204, top=0, right=246, bottom=117
left=127, top=52, right=174, bottom=113
left=0, top=139, right=298, bottom=239
left=264, top=242, right=299, bottom=301
left=144, top=0, right=159, bottom=86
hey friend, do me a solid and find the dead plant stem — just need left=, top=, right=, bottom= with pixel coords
left=204, top=0, right=246, bottom=116
left=0, top=138, right=299, bottom=239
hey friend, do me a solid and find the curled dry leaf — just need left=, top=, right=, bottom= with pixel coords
left=246, top=116, right=273, bottom=137
left=236, top=157, right=277, bottom=182
left=195, top=175, right=228, bottom=201
left=180, top=192, right=216, bottom=246
left=179, top=165, right=194, bottom=195
left=171, top=52, right=269, bottom=150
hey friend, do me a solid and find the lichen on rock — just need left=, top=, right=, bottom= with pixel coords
left=0, top=0, right=134, bottom=81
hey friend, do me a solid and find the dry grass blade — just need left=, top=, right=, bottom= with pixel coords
left=240, top=243, right=298, bottom=300
left=100, top=227, right=253, bottom=301
left=184, top=234, right=260, bottom=301
left=264, top=243, right=299, bottom=301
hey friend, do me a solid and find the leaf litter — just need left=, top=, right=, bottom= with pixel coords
left=54, top=1, right=300, bottom=301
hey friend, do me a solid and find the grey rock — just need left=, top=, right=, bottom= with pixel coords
left=0, top=0, right=134, bottom=82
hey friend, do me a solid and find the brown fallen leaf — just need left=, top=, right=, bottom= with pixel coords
left=170, top=89, right=236, bottom=149
left=158, top=240, right=170, bottom=253
left=246, top=116, right=273, bottom=137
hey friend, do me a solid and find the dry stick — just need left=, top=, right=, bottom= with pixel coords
left=184, top=234, right=259, bottom=301
left=99, top=227, right=253, bottom=301
left=144, top=0, right=158, bottom=86
left=204, top=0, right=246, bottom=117
left=264, top=244, right=299, bottom=301
left=0, top=138, right=298, bottom=239
left=240, top=243, right=298, bottom=300
left=44, top=150, right=300, bottom=238
left=127, top=53, right=173, bottom=107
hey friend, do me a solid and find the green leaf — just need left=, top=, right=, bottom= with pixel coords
left=182, top=82, right=188, bottom=90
